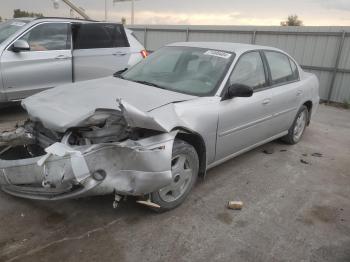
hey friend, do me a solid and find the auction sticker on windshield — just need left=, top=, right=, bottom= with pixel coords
left=204, top=50, right=232, bottom=59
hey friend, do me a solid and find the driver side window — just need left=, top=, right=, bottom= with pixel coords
left=229, top=51, right=266, bottom=89
left=19, top=23, right=70, bottom=51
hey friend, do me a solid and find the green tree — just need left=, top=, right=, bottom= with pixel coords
left=13, top=9, right=44, bottom=18
left=0, top=16, right=2, bottom=22
left=280, top=15, right=303, bottom=26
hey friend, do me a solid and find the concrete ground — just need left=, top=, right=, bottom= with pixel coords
left=0, top=104, right=349, bottom=262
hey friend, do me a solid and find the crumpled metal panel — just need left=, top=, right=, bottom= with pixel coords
left=0, top=72, right=224, bottom=202
left=0, top=132, right=176, bottom=199
left=22, top=76, right=195, bottom=132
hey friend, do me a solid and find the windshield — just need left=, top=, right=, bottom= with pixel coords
left=122, top=46, right=235, bottom=96
left=0, top=19, right=29, bottom=45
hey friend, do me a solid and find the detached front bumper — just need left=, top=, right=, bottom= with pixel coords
left=0, top=133, right=175, bottom=200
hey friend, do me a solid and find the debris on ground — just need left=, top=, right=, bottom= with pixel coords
left=227, top=201, right=243, bottom=210
left=262, top=148, right=274, bottom=154
left=280, top=149, right=287, bottom=152
left=300, top=159, right=309, bottom=165
left=136, top=199, right=161, bottom=209
left=302, top=153, right=308, bottom=157
left=113, top=194, right=123, bottom=209
left=311, top=152, right=323, bottom=157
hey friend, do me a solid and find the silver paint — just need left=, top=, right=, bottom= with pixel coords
left=0, top=42, right=320, bottom=200
left=0, top=18, right=144, bottom=102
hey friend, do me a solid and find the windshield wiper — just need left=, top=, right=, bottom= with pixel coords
left=113, top=68, right=128, bottom=78
left=134, top=80, right=166, bottom=90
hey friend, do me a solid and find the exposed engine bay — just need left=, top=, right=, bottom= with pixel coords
left=0, top=109, right=162, bottom=158
left=0, top=102, right=177, bottom=205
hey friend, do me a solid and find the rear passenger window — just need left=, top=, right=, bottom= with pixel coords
left=73, top=23, right=129, bottom=49
left=265, top=51, right=297, bottom=85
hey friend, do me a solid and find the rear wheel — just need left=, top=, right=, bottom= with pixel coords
left=282, top=105, right=308, bottom=144
left=150, top=139, right=199, bottom=212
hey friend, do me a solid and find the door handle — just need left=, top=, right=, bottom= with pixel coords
left=262, top=99, right=271, bottom=105
left=55, top=55, right=69, bottom=60
left=296, top=90, right=303, bottom=96
left=113, top=52, right=127, bottom=56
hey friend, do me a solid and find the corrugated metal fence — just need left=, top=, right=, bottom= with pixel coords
left=128, top=25, right=350, bottom=103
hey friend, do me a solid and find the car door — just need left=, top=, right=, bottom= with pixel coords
left=262, top=51, right=302, bottom=136
left=215, top=51, right=274, bottom=161
left=0, top=22, right=72, bottom=100
left=72, top=23, right=131, bottom=82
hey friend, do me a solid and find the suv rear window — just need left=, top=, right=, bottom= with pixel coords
left=73, top=23, right=129, bottom=49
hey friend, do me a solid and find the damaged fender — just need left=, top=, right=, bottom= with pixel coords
left=117, top=99, right=171, bottom=132
left=0, top=92, right=207, bottom=202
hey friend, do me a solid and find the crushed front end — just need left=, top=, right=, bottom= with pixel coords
left=0, top=107, right=175, bottom=201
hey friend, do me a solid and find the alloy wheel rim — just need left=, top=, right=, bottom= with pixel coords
left=293, top=110, right=307, bottom=141
left=158, top=154, right=193, bottom=203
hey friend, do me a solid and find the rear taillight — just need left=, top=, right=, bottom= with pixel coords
left=141, top=50, right=148, bottom=58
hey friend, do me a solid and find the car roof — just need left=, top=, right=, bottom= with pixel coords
left=13, top=17, right=120, bottom=24
left=11, top=17, right=36, bottom=22
left=167, top=42, right=281, bottom=54
left=33, top=17, right=98, bottom=23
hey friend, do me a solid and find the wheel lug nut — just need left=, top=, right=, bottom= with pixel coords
left=174, top=174, right=180, bottom=183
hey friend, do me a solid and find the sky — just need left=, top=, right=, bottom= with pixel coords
left=1, top=0, right=350, bottom=26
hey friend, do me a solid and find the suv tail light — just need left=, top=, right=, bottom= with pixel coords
left=140, top=50, right=148, bottom=58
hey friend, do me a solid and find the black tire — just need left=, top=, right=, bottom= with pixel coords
left=282, top=105, right=309, bottom=145
left=150, top=139, right=199, bottom=212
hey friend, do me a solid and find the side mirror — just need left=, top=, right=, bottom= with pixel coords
left=225, top=83, right=253, bottom=99
left=12, top=40, right=30, bottom=52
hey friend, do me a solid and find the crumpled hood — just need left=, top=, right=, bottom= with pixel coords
left=22, top=76, right=195, bottom=132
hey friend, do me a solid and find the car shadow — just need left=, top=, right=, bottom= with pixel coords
left=0, top=104, right=27, bottom=122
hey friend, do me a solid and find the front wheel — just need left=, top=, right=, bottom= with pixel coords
left=282, top=105, right=308, bottom=144
left=150, top=139, right=199, bottom=212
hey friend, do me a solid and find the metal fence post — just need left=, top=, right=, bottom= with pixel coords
left=186, top=27, right=190, bottom=41
left=327, top=30, right=346, bottom=103
left=251, top=31, right=257, bottom=44
left=143, top=27, right=148, bottom=50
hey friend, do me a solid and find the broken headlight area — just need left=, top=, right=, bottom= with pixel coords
left=67, top=109, right=163, bottom=146
left=0, top=109, right=163, bottom=156
left=65, top=110, right=131, bottom=146
left=0, top=110, right=175, bottom=201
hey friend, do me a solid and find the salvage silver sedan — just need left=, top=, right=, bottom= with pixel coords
left=0, top=42, right=319, bottom=211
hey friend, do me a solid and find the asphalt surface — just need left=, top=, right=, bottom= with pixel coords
left=0, top=104, right=349, bottom=262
